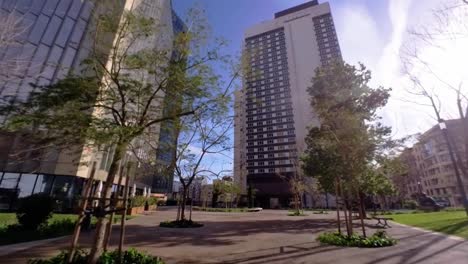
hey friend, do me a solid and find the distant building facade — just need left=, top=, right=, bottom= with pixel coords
left=395, top=119, right=468, bottom=207
left=234, top=0, right=342, bottom=208
left=178, top=176, right=207, bottom=204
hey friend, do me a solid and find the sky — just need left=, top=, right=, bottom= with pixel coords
left=171, top=0, right=468, bottom=178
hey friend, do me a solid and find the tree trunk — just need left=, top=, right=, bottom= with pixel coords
left=189, top=198, right=193, bottom=221
left=335, top=179, right=341, bottom=234
left=338, top=178, right=351, bottom=236
left=118, top=164, right=132, bottom=263
left=180, top=188, right=187, bottom=221
left=347, top=205, right=353, bottom=235
left=176, top=198, right=181, bottom=221
left=359, top=192, right=367, bottom=219
left=358, top=191, right=366, bottom=238
left=67, top=162, right=97, bottom=263
left=103, top=165, right=125, bottom=251
left=342, top=200, right=350, bottom=236
left=88, top=140, right=128, bottom=264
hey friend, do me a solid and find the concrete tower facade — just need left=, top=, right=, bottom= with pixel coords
left=234, top=1, right=341, bottom=208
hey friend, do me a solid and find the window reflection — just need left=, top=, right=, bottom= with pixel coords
left=0, top=173, right=20, bottom=189
left=51, top=176, right=73, bottom=198
left=18, top=174, right=38, bottom=197
left=0, top=173, right=20, bottom=210
left=33, top=174, right=54, bottom=195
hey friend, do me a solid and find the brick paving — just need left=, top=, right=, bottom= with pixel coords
left=3, top=208, right=468, bottom=263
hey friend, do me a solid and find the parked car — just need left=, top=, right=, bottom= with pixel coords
left=433, top=197, right=450, bottom=208
left=419, top=196, right=444, bottom=211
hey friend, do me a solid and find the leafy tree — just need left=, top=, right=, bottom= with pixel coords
left=1, top=3, right=237, bottom=263
left=215, top=177, right=241, bottom=209
left=278, top=150, right=307, bottom=214
left=302, top=61, right=395, bottom=237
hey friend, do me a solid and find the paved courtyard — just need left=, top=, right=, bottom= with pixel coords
left=2, top=207, right=468, bottom=263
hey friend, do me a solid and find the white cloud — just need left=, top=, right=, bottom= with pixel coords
left=334, top=0, right=468, bottom=139
left=385, top=0, right=468, bottom=138
left=334, top=3, right=384, bottom=72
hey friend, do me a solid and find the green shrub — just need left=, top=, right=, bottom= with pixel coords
left=313, top=210, right=328, bottom=214
left=17, top=194, right=55, bottom=230
left=131, top=196, right=147, bottom=207
left=159, top=220, right=203, bottom=228
left=192, top=206, right=248, bottom=212
left=403, top=200, right=418, bottom=210
left=147, top=197, right=159, bottom=206
left=29, top=248, right=165, bottom=264
left=317, top=231, right=397, bottom=248
left=41, top=218, right=76, bottom=236
left=100, top=248, right=164, bottom=264
left=288, top=211, right=307, bottom=216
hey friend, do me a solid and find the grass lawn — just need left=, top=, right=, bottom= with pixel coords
left=0, top=213, right=16, bottom=227
left=0, top=212, right=134, bottom=245
left=389, top=211, right=468, bottom=239
left=0, top=213, right=132, bottom=226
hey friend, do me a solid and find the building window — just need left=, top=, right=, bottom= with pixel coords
left=18, top=174, right=38, bottom=198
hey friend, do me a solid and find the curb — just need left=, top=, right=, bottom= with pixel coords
left=0, top=235, right=70, bottom=257
left=390, top=221, right=466, bottom=242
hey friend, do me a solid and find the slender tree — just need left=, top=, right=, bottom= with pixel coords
left=1, top=3, right=237, bottom=263
left=302, top=61, right=395, bottom=237
left=170, top=110, right=233, bottom=221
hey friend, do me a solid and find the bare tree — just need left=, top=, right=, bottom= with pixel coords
left=401, top=0, right=468, bottom=214
left=0, top=11, right=32, bottom=89
left=171, top=113, right=233, bottom=222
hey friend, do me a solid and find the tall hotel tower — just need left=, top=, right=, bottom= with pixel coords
left=234, top=1, right=342, bottom=208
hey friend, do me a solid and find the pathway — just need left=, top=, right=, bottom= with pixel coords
left=3, top=208, right=468, bottom=263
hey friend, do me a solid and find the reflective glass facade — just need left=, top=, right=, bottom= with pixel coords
left=0, top=172, right=84, bottom=211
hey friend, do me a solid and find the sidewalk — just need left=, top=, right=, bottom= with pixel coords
left=2, top=209, right=468, bottom=264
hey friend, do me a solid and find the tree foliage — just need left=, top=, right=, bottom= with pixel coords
left=1, top=3, right=238, bottom=263
left=302, top=61, right=396, bottom=236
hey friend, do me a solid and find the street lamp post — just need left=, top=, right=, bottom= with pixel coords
left=439, top=120, right=468, bottom=216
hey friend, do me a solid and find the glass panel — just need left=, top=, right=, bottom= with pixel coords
left=33, top=174, right=54, bottom=195
left=0, top=173, right=20, bottom=189
left=51, top=176, right=74, bottom=198
left=18, top=174, right=38, bottom=198
left=71, top=178, right=85, bottom=196
left=0, top=173, right=20, bottom=210
left=51, top=176, right=75, bottom=212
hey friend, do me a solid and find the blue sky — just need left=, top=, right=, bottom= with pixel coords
left=172, top=0, right=391, bottom=77
left=171, top=0, right=468, bottom=178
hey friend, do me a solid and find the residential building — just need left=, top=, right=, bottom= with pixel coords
left=201, top=183, right=213, bottom=207
left=395, top=119, right=468, bottom=207
left=234, top=0, right=342, bottom=208
left=0, top=0, right=179, bottom=211
left=178, top=176, right=207, bottom=205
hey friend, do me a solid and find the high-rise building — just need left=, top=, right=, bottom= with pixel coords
left=234, top=0, right=342, bottom=208
left=0, top=0, right=178, bottom=211
left=152, top=9, right=186, bottom=194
